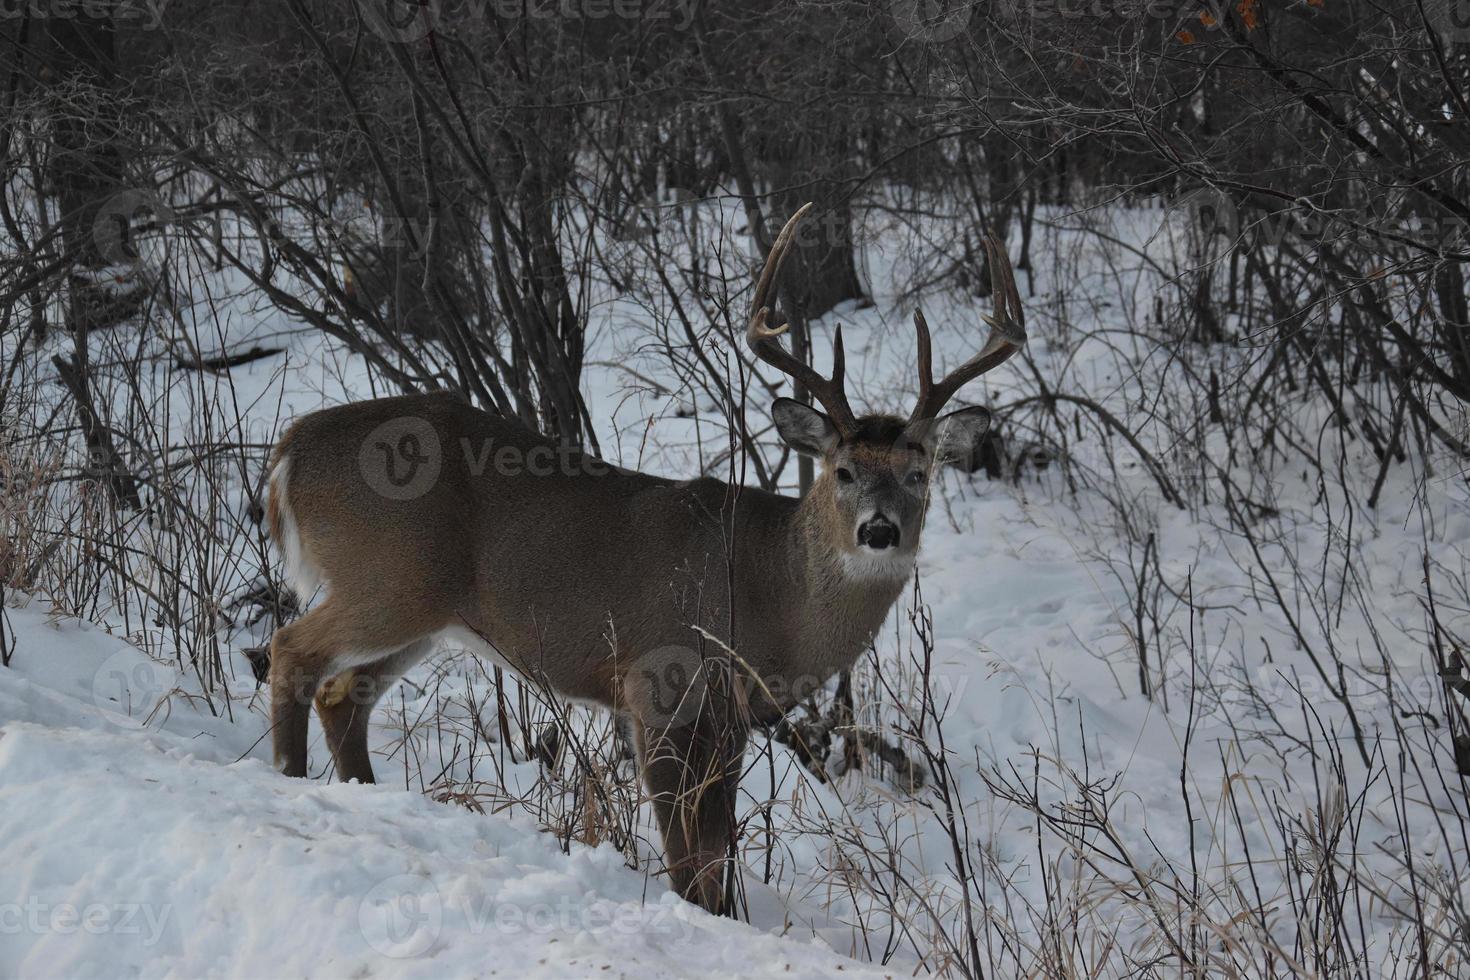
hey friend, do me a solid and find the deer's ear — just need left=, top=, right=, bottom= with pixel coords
left=772, top=398, right=840, bottom=457
left=909, top=406, right=991, bottom=463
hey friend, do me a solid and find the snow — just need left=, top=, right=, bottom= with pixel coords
left=0, top=601, right=894, bottom=979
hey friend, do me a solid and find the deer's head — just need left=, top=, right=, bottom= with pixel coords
left=748, top=204, right=1026, bottom=577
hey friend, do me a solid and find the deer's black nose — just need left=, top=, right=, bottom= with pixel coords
left=858, top=517, right=899, bottom=550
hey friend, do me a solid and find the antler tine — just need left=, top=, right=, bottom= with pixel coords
left=909, top=235, right=1027, bottom=422
left=746, top=202, right=858, bottom=434
left=912, top=305, right=935, bottom=418
left=749, top=202, right=810, bottom=330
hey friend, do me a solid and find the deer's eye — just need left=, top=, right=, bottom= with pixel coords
left=905, top=470, right=925, bottom=486
left=836, top=467, right=855, bottom=484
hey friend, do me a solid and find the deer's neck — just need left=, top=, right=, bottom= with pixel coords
left=780, top=489, right=910, bottom=682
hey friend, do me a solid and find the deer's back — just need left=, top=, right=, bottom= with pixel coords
left=270, top=392, right=800, bottom=701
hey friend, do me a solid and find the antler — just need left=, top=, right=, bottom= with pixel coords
left=746, top=202, right=859, bottom=436
left=909, top=235, right=1028, bottom=422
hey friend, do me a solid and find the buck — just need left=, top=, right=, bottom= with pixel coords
left=264, top=203, right=1026, bottom=913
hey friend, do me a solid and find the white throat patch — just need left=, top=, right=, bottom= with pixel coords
left=838, top=548, right=916, bottom=582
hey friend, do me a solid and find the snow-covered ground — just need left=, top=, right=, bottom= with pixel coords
left=3, top=196, right=1467, bottom=976
left=0, top=600, right=897, bottom=978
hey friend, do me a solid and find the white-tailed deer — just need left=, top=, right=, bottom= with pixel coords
left=264, top=203, right=1026, bottom=913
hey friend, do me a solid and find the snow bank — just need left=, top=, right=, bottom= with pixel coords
left=0, top=601, right=892, bottom=979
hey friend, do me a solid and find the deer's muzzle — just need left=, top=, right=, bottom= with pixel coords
left=858, top=516, right=900, bottom=550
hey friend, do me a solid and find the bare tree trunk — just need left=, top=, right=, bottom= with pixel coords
left=41, top=10, right=139, bottom=512
left=774, top=183, right=866, bottom=321
left=43, top=13, right=121, bottom=275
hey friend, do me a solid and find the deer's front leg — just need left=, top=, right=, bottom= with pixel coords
left=625, top=652, right=749, bottom=915
left=635, top=711, right=747, bottom=914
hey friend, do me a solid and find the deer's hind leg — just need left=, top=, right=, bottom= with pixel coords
left=316, top=638, right=434, bottom=784
left=269, top=596, right=440, bottom=777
